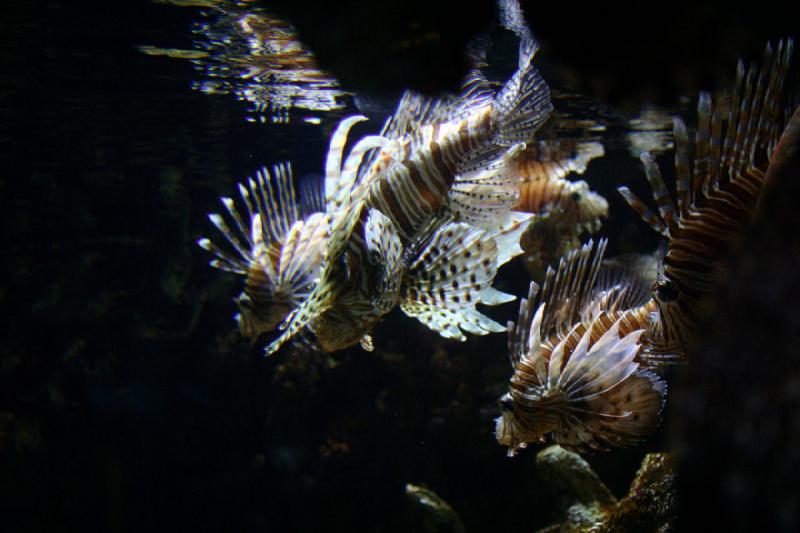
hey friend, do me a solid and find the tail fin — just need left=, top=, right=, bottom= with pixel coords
left=493, top=60, right=553, bottom=145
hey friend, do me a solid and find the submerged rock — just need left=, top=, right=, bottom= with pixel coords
left=535, top=446, right=617, bottom=531
left=535, top=446, right=676, bottom=532
left=606, top=453, right=676, bottom=532
left=404, top=483, right=466, bottom=533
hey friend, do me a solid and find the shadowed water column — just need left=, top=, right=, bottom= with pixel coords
left=674, top=109, right=800, bottom=531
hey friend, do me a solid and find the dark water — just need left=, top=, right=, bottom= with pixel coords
left=1, top=2, right=794, bottom=532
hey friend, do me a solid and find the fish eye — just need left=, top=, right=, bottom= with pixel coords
left=236, top=293, right=253, bottom=309
left=571, top=191, right=581, bottom=202
left=498, top=394, right=515, bottom=412
left=655, top=280, right=679, bottom=302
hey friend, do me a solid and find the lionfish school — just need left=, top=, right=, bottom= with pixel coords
left=198, top=0, right=797, bottom=460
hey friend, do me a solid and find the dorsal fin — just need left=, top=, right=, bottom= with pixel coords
left=535, top=239, right=608, bottom=338
left=584, top=252, right=657, bottom=320
left=198, top=162, right=301, bottom=274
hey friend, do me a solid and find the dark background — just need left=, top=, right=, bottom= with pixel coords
left=1, top=1, right=796, bottom=531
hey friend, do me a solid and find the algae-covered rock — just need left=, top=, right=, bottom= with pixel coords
left=606, top=453, right=676, bottom=532
left=404, top=483, right=465, bottom=533
left=535, top=445, right=617, bottom=532
left=535, top=446, right=676, bottom=533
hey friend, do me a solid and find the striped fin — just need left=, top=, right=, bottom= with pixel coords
left=364, top=209, right=405, bottom=314
left=276, top=212, right=331, bottom=294
left=617, top=186, right=669, bottom=237
left=639, top=152, right=675, bottom=230
left=587, top=252, right=657, bottom=319
left=487, top=211, right=532, bottom=268
left=402, top=305, right=506, bottom=341
left=381, top=70, right=495, bottom=143
left=249, top=213, right=277, bottom=282
left=768, top=40, right=794, bottom=155
left=297, top=172, right=326, bottom=217
left=197, top=236, right=247, bottom=275
left=715, top=39, right=793, bottom=183
left=554, top=362, right=666, bottom=452
left=740, top=57, right=769, bottom=176
left=557, top=319, right=643, bottom=397
left=392, top=72, right=497, bottom=138
left=534, top=239, right=608, bottom=338
left=251, top=164, right=300, bottom=244
left=498, top=0, right=537, bottom=63
left=721, top=60, right=746, bottom=174
left=493, top=60, right=553, bottom=145
left=694, top=92, right=711, bottom=200
left=383, top=91, right=461, bottom=140
left=672, top=118, right=690, bottom=214
left=400, top=222, right=506, bottom=340
left=325, top=115, right=367, bottom=211
left=337, top=135, right=394, bottom=203
left=708, top=92, right=724, bottom=189
left=518, top=302, right=548, bottom=384
left=447, top=143, right=527, bottom=230
left=263, top=278, right=337, bottom=356
left=507, top=281, right=541, bottom=367
left=198, top=162, right=301, bottom=274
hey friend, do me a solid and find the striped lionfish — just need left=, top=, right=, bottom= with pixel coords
left=263, top=37, right=552, bottom=354
left=511, top=139, right=608, bottom=278
left=495, top=240, right=668, bottom=455
left=200, top=0, right=554, bottom=355
left=618, top=39, right=795, bottom=359
left=198, top=163, right=331, bottom=342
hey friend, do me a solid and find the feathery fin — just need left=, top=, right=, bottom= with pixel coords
left=401, top=222, right=507, bottom=340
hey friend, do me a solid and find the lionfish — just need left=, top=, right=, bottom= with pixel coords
left=495, top=240, right=668, bottom=455
left=189, top=0, right=346, bottom=122
left=618, top=39, right=795, bottom=358
left=511, top=138, right=608, bottom=278
left=198, top=163, right=331, bottom=342
left=262, top=32, right=553, bottom=355
left=200, top=0, right=554, bottom=355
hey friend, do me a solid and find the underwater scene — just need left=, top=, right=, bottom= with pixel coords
left=3, top=1, right=800, bottom=531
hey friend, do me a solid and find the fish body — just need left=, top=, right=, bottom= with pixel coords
left=306, top=208, right=405, bottom=352
left=511, top=139, right=607, bottom=278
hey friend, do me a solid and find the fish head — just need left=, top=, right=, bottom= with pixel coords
left=649, top=252, right=694, bottom=354
left=235, top=292, right=293, bottom=343
left=653, top=278, right=679, bottom=306
left=494, top=393, right=534, bottom=456
left=309, top=306, right=380, bottom=353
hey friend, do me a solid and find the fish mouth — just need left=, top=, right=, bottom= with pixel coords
left=494, top=413, right=514, bottom=448
left=235, top=294, right=292, bottom=343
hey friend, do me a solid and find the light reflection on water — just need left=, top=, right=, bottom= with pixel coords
left=143, top=0, right=348, bottom=124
